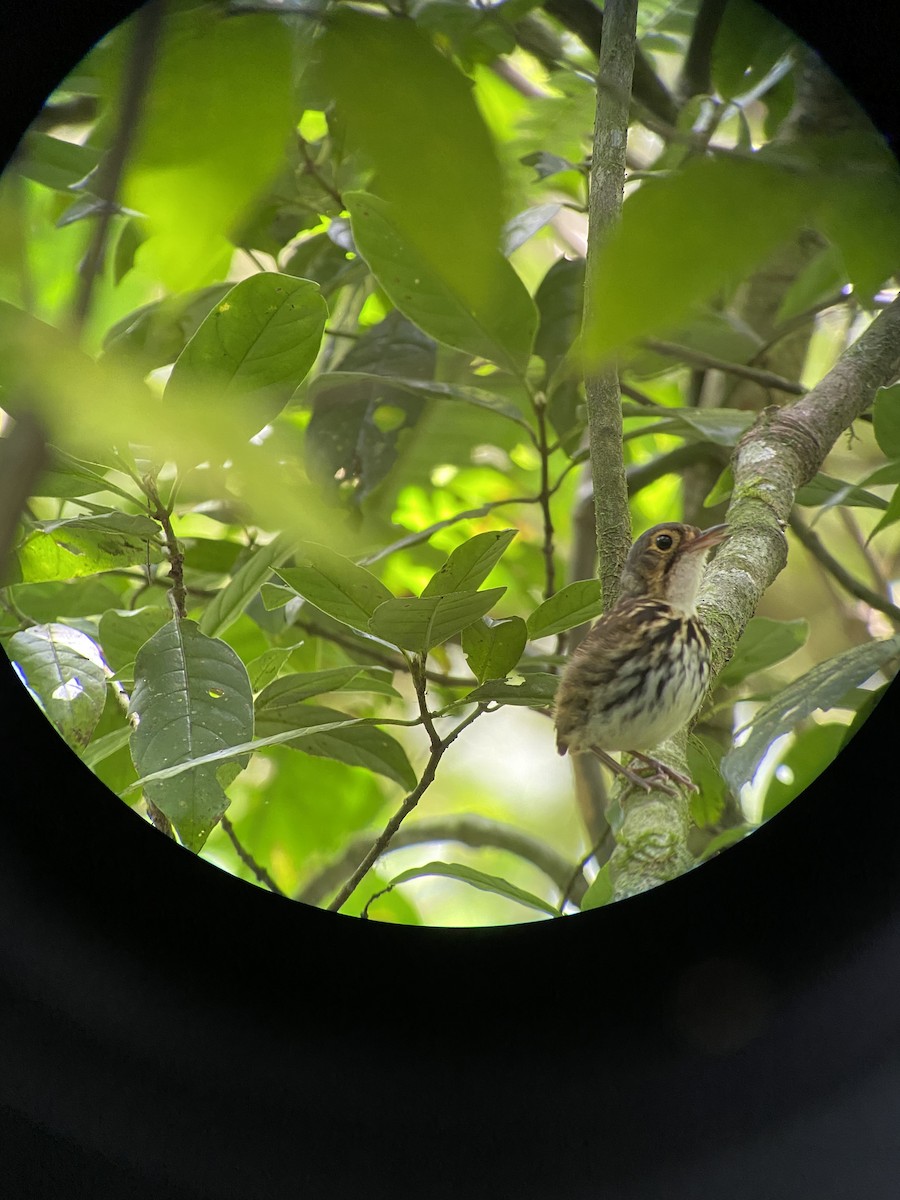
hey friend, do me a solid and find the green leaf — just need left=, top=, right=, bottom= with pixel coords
left=309, top=371, right=533, bottom=432
left=369, top=588, right=506, bottom=654
left=502, top=203, right=562, bottom=255
left=369, top=861, right=559, bottom=918
left=345, top=191, right=538, bottom=374
left=199, top=533, right=296, bottom=639
left=721, top=633, right=900, bottom=794
left=712, top=1, right=794, bottom=100
left=16, top=131, right=101, bottom=191
left=255, top=667, right=397, bottom=709
left=82, top=726, right=134, bottom=770
left=580, top=864, right=614, bottom=911
left=33, top=449, right=137, bottom=502
left=774, top=243, right=847, bottom=324
left=276, top=544, right=394, bottom=633
left=716, top=617, right=809, bottom=690
left=795, top=472, right=888, bottom=511
left=462, top=616, right=528, bottom=683
left=686, top=734, right=727, bottom=828
left=583, top=157, right=818, bottom=362
left=122, top=8, right=296, bottom=290
left=15, top=523, right=161, bottom=584
left=422, top=529, right=517, bottom=598
left=165, top=273, right=327, bottom=440
left=128, top=619, right=254, bottom=851
left=873, top=383, right=900, bottom=459
left=7, top=623, right=108, bottom=752
left=254, top=702, right=415, bottom=789
left=101, top=284, right=234, bottom=371
left=462, top=672, right=559, bottom=707
left=759, top=722, right=847, bottom=822
left=868, top=485, right=900, bottom=541
left=526, top=579, right=603, bottom=640
left=98, top=606, right=172, bottom=676
left=318, top=8, right=506, bottom=317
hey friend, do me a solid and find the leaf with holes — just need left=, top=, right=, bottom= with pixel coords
left=128, top=619, right=254, bottom=851
left=8, top=623, right=108, bottom=751
left=369, top=588, right=506, bottom=654
left=462, top=672, right=559, bottom=707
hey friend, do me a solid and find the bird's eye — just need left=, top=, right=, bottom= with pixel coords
left=655, top=533, right=674, bottom=550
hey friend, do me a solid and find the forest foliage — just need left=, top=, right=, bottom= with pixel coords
left=1, top=0, right=900, bottom=924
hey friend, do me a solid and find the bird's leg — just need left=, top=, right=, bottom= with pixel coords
left=587, top=745, right=679, bottom=797
left=628, top=750, right=698, bottom=794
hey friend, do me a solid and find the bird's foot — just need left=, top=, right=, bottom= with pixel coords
left=588, top=745, right=679, bottom=796
left=628, top=751, right=698, bottom=794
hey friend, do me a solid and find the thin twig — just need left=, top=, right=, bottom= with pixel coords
left=326, top=700, right=489, bottom=912
left=70, top=2, right=164, bottom=333
left=141, top=474, right=186, bottom=618
left=298, top=136, right=344, bottom=207
left=356, top=494, right=537, bottom=567
left=643, top=338, right=808, bottom=396
left=533, top=393, right=557, bottom=598
left=291, top=619, right=473, bottom=688
left=789, top=511, right=900, bottom=625
left=296, top=812, right=588, bottom=907
left=220, top=815, right=287, bottom=896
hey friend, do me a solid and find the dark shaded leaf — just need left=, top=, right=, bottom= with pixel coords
left=462, top=615, right=527, bottom=683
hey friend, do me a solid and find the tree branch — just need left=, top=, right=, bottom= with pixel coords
left=298, top=813, right=589, bottom=908
left=642, top=338, right=808, bottom=397
left=789, top=510, right=900, bottom=625
left=582, top=0, right=637, bottom=612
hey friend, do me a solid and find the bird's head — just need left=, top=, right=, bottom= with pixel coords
left=617, top=522, right=729, bottom=612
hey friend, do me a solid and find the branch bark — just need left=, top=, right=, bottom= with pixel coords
left=608, top=295, right=900, bottom=899
left=582, top=0, right=637, bottom=611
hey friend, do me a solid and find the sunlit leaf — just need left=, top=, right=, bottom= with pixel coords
left=759, top=722, right=847, bottom=821
left=7, top=623, right=108, bottom=751
left=421, top=529, right=516, bottom=597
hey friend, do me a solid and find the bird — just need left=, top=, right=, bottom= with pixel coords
left=553, top=521, right=729, bottom=795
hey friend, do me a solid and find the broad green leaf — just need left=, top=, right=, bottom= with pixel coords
left=369, top=861, right=559, bottom=918
left=583, top=157, right=818, bottom=362
left=534, top=256, right=585, bottom=382
left=462, top=672, right=559, bottom=707
left=254, top=702, right=416, bottom=789
left=15, top=523, right=161, bottom=584
left=7, top=623, right=108, bottom=752
left=101, top=284, right=234, bottom=371
left=122, top=8, right=296, bottom=289
left=128, top=619, right=254, bottom=851
left=502, top=204, right=562, bottom=255
left=255, top=666, right=398, bottom=710
left=715, top=617, right=809, bottom=690
left=462, top=616, right=528, bottom=683
left=721, top=633, right=900, bottom=794
left=99, top=606, right=172, bottom=676
left=15, top=131, right=100, bottom=191
left=868, top=485, right=900, bottom=541
left=37, top=511, right=160, bottom=539
left=774, top=243, right=847, bottom=324
left=422, top=529, right=517, bottom=598
left=276, top=544, right=394, bottom=632
left=165, top=274, right=327, bottom=440
left=318, top=9, right=505, bottom=310
left=369, top=587, right=506, bottom=654
left=660, top=407, right=755, bottom=447
left=199, top=533, right=297, bottom=639
left=580, top=864, right=614, bottom=911
left=759, top=722, right=847, bottom=822
left=246, top=647, right=295, bottom=692
left=33, top=449, right=137, bottom=502
left=309, top=371, right=533, bottom=432
left=526, top=579, right=603, bottom=640
left=686, top=734, right=728, bottom=828
left=873, top=383, right=900, bottom=459
left=82, top=726, right=134, bottom=770
left=345, top=191, right=538, bottom=374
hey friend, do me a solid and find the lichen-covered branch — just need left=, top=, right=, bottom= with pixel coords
left=609, top=293, right=900, bottom=900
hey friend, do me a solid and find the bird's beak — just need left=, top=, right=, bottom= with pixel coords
left=688, top=523, right=730, bottom=552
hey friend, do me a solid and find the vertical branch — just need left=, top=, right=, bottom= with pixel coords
left=581, top=0, right=637, bottom=612
left=70, top=0, right=164, bottom=334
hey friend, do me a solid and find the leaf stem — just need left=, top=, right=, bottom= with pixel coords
left=141, top=473, right=186, bottom=619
